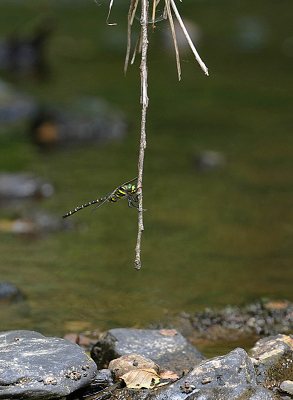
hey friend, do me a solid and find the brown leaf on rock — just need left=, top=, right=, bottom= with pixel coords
left=160, top=370, right=179, bottom=381
left=121, top=368, right=161, bottom=389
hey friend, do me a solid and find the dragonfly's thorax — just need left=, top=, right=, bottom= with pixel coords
left=125, top=184, right=136, bottom=193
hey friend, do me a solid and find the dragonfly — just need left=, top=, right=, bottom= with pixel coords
left=62, top=177, right=139, bottom=219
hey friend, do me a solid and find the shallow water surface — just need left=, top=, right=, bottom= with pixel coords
left=0, top=1, right=293, bottom=358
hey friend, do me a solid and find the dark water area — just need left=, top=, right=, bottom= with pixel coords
left=0, top=0, right=293, bottom=358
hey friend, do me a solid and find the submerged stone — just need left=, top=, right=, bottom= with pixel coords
left=0, top=281, right=24, bottom=302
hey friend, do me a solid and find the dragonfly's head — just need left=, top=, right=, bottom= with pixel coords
left=127, top=184, right=136, bottom=193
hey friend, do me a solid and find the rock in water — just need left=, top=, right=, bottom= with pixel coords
left=91, top=328, right=205, bottom=375
left=0, top=330, right=97, bottom=399
left=0, top=282, right=24, bottom=302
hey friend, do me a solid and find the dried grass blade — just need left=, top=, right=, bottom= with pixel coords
left=130, top=0, right=140, bottom=25
left=151, top=0, right=157, bottom=26
left=162, top=3, right=167, bottom=19
left=170, top=0, right=209, bottom=76
left=125, top=0, right=135, bottom=74
left=131, top=31, right=141, bottom=65
left=165, top=0, right=181, bottom=80
left=106, top=0, right=117, bottom=25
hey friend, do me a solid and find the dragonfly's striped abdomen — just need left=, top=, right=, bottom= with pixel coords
left=62, top=197, right=107, bottom=219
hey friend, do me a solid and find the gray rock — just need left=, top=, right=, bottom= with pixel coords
left=103, top=348, right=279, bottom=400
left=280, top=380, right=293, bottom=395
left=102, top=385, right=279, bottom=400
left=249, top=334, right=293, bottom=389
left=75, top=369, right=114, bottom=398
left=0, top=330, right=97, bottom=399
left=152, top=348, right=257, bottom=399
left=185, top=385, right=280, bottom=399
left=91, top=328, right=205, bottom=375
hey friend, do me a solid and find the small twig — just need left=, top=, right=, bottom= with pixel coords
left=124, top=0, right=135, bottom=74
left=130, top=0, right=140, bottom=25
left=134, top=0, right=149, bottom=271
left=131, top=32, right=141, bottom=65
left=151, top=0, right=156, bottom=26
left=165, top=0, right=181, bottom=80
left=170, top=0, right=209, bottom=76
left=106, top=0, right=117, bottom=25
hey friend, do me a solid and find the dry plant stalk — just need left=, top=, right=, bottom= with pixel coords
left=105, top=0, right=209, bottom=269
left=133, top=0, right=208, bottom=269
left=134, top=0, right=149, bottom=271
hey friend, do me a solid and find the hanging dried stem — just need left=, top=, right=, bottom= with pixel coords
left=130, top=0, right=140, bottom=25
left=104, top=0, right=209, bottom=270
left=125, top=0, right=135, bottom=74
left=170, top=0, right=209, bottom=76
left=106, top=0, right=117, bottom=25
left=134, top=0, right=149, bottom=271
left=165, top=0, right=181, bottom=80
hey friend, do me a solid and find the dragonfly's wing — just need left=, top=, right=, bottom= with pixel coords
left=91, top=193, right=112, bottom=212
left=120, top=177, right=138, bottom=187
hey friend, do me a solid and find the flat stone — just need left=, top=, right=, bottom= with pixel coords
left=91, top=328, right=205, bottom=375
left=0, top=330, right=97, bottom=399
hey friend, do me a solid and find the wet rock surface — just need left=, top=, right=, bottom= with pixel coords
left=91, top=328, right=205, bottom=376
left=0, top=330, right=97, bottom=399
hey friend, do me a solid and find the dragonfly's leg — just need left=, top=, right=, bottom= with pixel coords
left=129, top=193, right=138, bottom=204
left=128, top=195, right=147, bottom=211
left=127, top=196, right=139, bottom=209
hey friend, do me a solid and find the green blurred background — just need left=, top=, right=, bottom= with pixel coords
left=0, top=0, right=293, bottom=348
